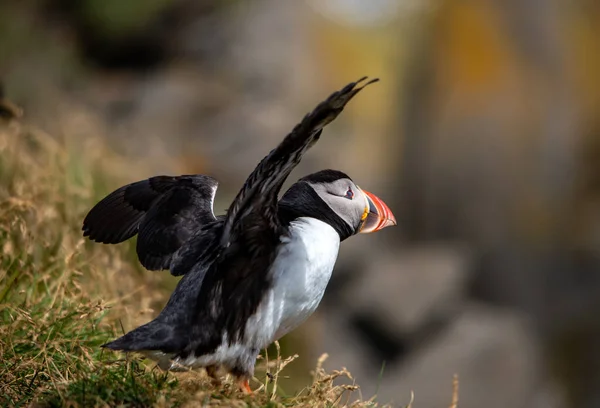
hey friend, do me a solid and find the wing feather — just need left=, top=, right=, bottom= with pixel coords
left=220, top=77, right=379, bottom=247
left=82, top=174, right=218, bottom=271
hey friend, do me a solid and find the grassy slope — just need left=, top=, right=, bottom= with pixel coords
left=0, top=121, right=392, bottom=408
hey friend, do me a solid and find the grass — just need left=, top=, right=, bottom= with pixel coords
left=0, top=119, right=395, bottom=407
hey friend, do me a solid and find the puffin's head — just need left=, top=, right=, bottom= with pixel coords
left=279, top=169, right=396, bottom=241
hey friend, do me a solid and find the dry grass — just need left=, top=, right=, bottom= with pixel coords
left=0, top=119, right=394, bottom=407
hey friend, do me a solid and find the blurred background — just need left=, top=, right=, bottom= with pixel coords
left=2, top=0, right=600, bottom=407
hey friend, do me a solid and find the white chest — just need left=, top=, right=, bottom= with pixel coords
left=157, top=218, right=341, bottom=371
left=245, top=217, right=340, bottom=347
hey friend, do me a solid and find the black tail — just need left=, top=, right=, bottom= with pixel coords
left=102, top=320, right=185, bottom=353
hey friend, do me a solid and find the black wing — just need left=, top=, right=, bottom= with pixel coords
left=82, top=174, right=218, bottom=271
left=220, top=76, right=379, bottom=248
left=99, top=78, right=379, bottom=357
left=211, top=77, right=378, bottom=342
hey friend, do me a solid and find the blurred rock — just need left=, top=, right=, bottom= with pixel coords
left=317, top=245, right=473, bottom=399
left=377, top=306, right=564, bottom=408
left=344, top=244, right=471, bottom=334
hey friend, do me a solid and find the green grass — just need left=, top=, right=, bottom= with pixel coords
left=0, top=121, right=391, bottom=407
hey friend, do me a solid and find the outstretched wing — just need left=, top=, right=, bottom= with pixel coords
left=220, top=77, right=379, bottom=247
left=82, top=174, right=218, bottom=271
left=97, top=78, right=379, bottom=357
left=203, top=77, right=379, bottom=343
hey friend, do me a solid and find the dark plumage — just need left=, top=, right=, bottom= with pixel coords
left=83, top=175, right=218, bottom=271
left=82, top=77, right=391, bottom=392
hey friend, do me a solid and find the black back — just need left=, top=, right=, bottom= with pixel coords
left=100, top=78, right=379, bottom=358
left=202, top=78, right=379, bottom=344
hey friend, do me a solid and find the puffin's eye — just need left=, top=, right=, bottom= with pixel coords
left=345, top=188, right=354, bottom=200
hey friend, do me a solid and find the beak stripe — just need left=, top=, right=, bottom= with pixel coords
left=359, top=190, right=396, bottom=233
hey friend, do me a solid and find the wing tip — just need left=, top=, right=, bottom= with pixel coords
left=354, top=76, right=380, bottom=87
left=81, top=228, right=123, bottom=245
left=81, top=225, right=107, bottom=243
left=348, top=76, right=380, bottom=96
left=327, top=76, right=380, bottom=110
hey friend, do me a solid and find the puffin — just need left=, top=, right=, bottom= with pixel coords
left=82, top=77, right=396, bottom=392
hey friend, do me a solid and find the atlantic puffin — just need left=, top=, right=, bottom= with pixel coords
left=82, top=77, right=395, bottom=392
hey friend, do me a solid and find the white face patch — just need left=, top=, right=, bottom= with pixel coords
left=308, top=178, right=367, bottom=231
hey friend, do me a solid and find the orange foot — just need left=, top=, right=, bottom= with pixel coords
left=239, top=378, right=252, bottom=394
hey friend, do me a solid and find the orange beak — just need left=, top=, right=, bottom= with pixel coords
left=358, top=189, right=397, bottom=233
